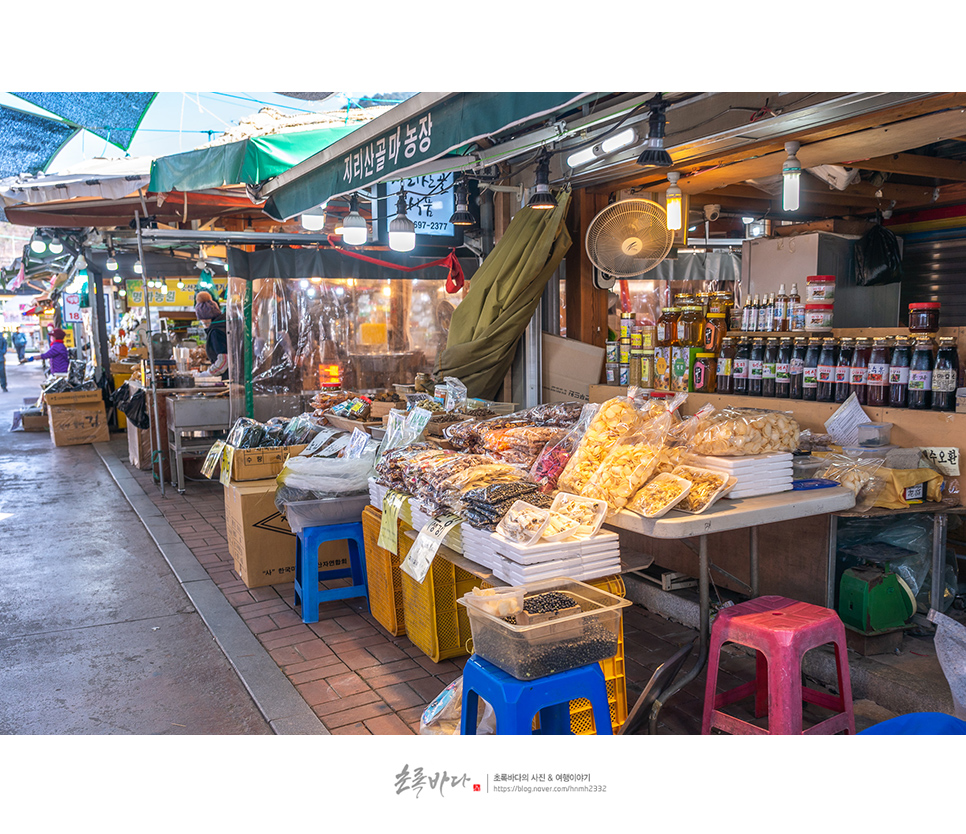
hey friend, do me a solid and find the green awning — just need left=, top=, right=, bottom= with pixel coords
left=260, top=92, right=597, bottom=221
left=148, top=125, right=361, bottom=193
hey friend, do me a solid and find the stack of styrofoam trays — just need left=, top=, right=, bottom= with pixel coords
left=685, top=451, right=794, bottom=499
left=471, top=529, right=621, bottom=585
left=409, top=504, right=463, bottom=554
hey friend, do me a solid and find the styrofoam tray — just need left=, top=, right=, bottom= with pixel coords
left=726, top=482, right=795, bottom=499
left=685, top=452, right=793, bottom=473
left=488, top=530, right=621, bottom=565
left=493, top=552, right=622, bottom=585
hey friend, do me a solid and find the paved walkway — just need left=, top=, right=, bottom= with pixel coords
left=0, top=360, right=271, bottom=734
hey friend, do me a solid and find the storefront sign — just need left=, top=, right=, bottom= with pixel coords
left=400, top=513, right=462, bottom=584
left=62, top=293, right=82, bottom=323
left=125, top=278, right=228, bottom=308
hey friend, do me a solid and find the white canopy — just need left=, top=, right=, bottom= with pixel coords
left=0, top=156, right=153, bottom=207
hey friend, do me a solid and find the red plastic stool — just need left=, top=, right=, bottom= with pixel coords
left=701, top=595, right=855, bottom=735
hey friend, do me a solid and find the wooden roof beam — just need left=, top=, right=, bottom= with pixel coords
left=848, top=152, right=966, bottom=181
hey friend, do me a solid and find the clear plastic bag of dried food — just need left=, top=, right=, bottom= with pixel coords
left=581, top=408, right=675, bottom=513
left=627, top=472, right=692, bottom=518
left=686, top=406, right=801, bottom=457
left=443, top=376, right=467, bottom=413
left=817, top=453, right=886, bottom=512
left=529, top=403, right=599, bottom=493
left=556, top=395, right=646, bottom=496
left=226, top=417, right=270, bottom=449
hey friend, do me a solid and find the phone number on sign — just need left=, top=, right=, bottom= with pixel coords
left=413, top=221, right=450, bottom=231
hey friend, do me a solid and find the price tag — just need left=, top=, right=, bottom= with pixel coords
left=377, top=491, right=408, bottom=554
left=202, top=440, right=225, bottom=479
left=400, top=514, right=462, bottom=584
left=318, top=435, right=351, bottom=458
left=921, top=447, right=960, bottom=476
left=219, top=444, right=235, bottom=486
left=300, top=427, right=339, bottom=456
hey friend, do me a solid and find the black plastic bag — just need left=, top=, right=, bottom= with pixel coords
left=855, top=222, right=903, bottom=286
left=122, top=389, right=151, bottom=429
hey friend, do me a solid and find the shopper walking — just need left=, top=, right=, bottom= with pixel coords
left=22, top=328, right=70, bottom=374
left=12, top=327, right=27, bottom=362
left=0, top=330, right=8, bottom=392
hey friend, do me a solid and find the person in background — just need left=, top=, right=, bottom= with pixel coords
left=194, top=291, right=229, bottom=379
left=22, top=327, right=70, bottom=374
left=0, top=330, right=8, bottom=392
left=12, top=327, right=27, bottom=362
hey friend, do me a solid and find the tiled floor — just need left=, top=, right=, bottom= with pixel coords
left=124, top=451, right=877, bottom=735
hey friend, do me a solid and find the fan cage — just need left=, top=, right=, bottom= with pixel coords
left=585, top=198, right=674, bottom=279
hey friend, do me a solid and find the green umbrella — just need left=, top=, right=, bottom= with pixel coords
left=436, top=190, right=572, bottom=400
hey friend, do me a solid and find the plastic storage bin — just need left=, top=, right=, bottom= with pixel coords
left=283, top=494, right=370, bottom=533
left=857, top=422, right=892, bottom=447
left=361, top=505, right=408, bottom=637
left=459, top=577, right=631, bottom=681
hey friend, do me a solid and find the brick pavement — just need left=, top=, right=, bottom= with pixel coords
left=124, top=458, right=872, bottom=736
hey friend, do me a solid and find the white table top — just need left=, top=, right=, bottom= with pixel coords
left=608, top=486, right=856, bottom=539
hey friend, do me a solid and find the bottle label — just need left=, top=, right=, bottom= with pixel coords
left=867, top=363, right=890, bottom=385
left=834, top=366, right=849, bottom=384
left=818, top=364, right=835, bottom=383
left=934, top=369, right=957, bottom=392
left=790, top=357, right=804, bottom=375
left=763, top=362, right=777, bottom=380
left=717, top=356, right=733, bottom=377
left=733, top=358, right=749, bottom=379
left=889, top=366, right=910, bottom=386
left=757, top=310, right=768, bottom=330
left=909, top=370, right=932, bottom=391
left=776, top=363, right=790, bottom=381
left=804, top=367, right=818, bottom=388
left=850, top=368, right=868, bottom=386
left=750, top=359, right=763, bottom=378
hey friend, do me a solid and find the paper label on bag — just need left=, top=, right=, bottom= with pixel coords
left=345, top=428, right=372, bottom=459
left=318, top=435, right=351, bottom=458
left=921, top=447, right=960, bottom=476
left=377, top=491, right=408, bottom=554
left=202, top=440, right=225, bottom=479
left=219, top=445, right=235, bottom=485
left=300, top=427, right=339, bottom=456
left=400, top=514, right=462, bottom=584
left=824, top=393, right=871, bottom=447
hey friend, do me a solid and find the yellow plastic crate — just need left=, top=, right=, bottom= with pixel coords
left=399, top=532, right=477, bottom=663
left=361, top=505, right=408, bottom=638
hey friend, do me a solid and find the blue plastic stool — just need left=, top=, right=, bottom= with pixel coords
left=294, top=521, right=368, bottom=624
left=459, top=655, right=613, bottom=735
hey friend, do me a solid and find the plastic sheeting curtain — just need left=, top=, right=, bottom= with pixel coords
left=435, top=192, right=572, bottom=400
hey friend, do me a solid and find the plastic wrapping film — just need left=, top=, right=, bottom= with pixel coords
left=226, top=274, right=459, bottom=425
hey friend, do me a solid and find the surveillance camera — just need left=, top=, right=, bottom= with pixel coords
left=704, top=204, right=721, bottom=222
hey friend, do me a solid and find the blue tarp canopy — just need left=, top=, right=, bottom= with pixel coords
left=10, top=92, right=156, bottom=150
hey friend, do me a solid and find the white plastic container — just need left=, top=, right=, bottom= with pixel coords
left=805, top=303, right=835, bottom=331
left=806, top=275, right=836, bottom=302
left=856, top=422, right=892, bottom=447
left=496, top=500, right=551, bottom=546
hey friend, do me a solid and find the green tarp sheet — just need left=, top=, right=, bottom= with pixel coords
left=148, top=125, right=360, bottom=193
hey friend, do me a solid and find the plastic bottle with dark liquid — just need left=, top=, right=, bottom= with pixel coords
left=733, top=339, right=751, bottom=395
left=817, top=338, right=837, bottom=403
left=749, top=338, right=765, bottom=396
left=932, top=336, right=959, bottom=412
left=889, top=337, right=912, bottom=408
left=775, top=338, right=792, bottom=398
left=789, top=337, right=806, bottom=399
left=866, top=338, right=891, bottom=407
left=835, top=338, right=853, bottom=403
left=908, top=336, right=934, bottom=410
left=763, top=338, right=778, bottom=397
left=850, top=338, right=871, bottom=405
left=803, top=338, right=821, bottom=401
left=717, top=337, right=736, bottom=394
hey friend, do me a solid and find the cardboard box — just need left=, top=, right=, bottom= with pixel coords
left=127, top=421, right=153, bottom=470
left=226, top=444, right=308, bottom=481
left=589, top=384, right=628, bottom=404
left=224, top=478, right=348, bottom=589
left=44, top=389, right=103, bottom=406
left=48, top=400, right=110, bottom=447
left=541, top=333, right=605, bottom=404
left=21, top=412, right=49, bottom=431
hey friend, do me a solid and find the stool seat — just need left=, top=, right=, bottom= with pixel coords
left=702, top=595, right=855, bottom=736
left=295, top=521, right=368, bottom=624
left=460, top=655, right=613, bottom=736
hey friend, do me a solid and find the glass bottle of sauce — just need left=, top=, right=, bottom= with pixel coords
left=717, top=337, right=736, bottom=394
left=776, top=337, right=792, bottom=398
left=803, top=338, right=821, bottom=401
left=789, top=337, right=806, bottom=399
left=763, top=338, right=779, bottom=397
left=676, top=305, right=705, bottom=347
left=749, top=338, right=765, bottom=395
left=817, top=337, right=837, bottom=403
left=733, top=338, right=751, bottom=395
left=908, top=336, right=935, bottom=410
left=656, top=307, right=680, bottom=347
left=866, top=338, right=892, bottom=407
left=889, top=337, right=912, bottom=408
left=835, top=338, right=854, bottom=403
left=932, top=336, right=959, bottom=412
left=703, top=312, right=727, bottom=354
left=850, top=338, right=871, bottom=405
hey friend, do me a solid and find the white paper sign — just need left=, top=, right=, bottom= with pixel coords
left=377, top=491, right=408, bottom=554
left=920, top=447, right=961, bottom=476
left=824, top=394, right=871, bottom=447
left=400, top=513, right=462, bottom=584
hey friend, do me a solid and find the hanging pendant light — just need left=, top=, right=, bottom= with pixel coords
left=106, top=250, right=118, bottom=271
left=177, top=278, right=185, bottom=290
left=301, top=202, right=327, bottom=231
left=48, top=236, right=64, bottom=254
left=637, top=93, right=673, bottom=168
left=341, top=194, right=368, bottom=245
left=665, top=172, right=683, bottom=231
left=29, top=235, right=47, bottom=255
left=448, top=180, right=475, bottom=226
left=112, top=274, right=122, bottom=284
left=134, top=260, right=143, bottom=274
left=388, top=191, right=416, bottom=252
left=782, top=141, right=802, bottom=212
left=526, top=154, right=557, bottom=210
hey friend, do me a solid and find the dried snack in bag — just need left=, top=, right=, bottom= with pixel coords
left=496, top=500, right=551, bottom=546
left=627, top=472, right=692, bottom=518
left=556, top=396, right=644, bottom=495
left=671, top=465, right=732, bottom=514
left=687, top=406, right=800, bottom=456
left=529, top=403, right=598, bottom=493
left=817, top=453, right=886, bottom=512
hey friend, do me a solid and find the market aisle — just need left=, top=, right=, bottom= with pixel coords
left=0, top=363, right=272, bottom=735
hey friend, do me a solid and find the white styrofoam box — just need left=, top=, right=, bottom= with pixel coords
left=488, top=530, right=621, bottom=566
left=494, top=552, right=622, bottom=586
left=367, top=478, right=413, bottom=524
left=686, top=452, right=793, bottom=474
left=727, top=482, right=795, bottom=499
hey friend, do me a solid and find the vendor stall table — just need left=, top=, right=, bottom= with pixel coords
left=164, top=391, right=231, bottom=493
